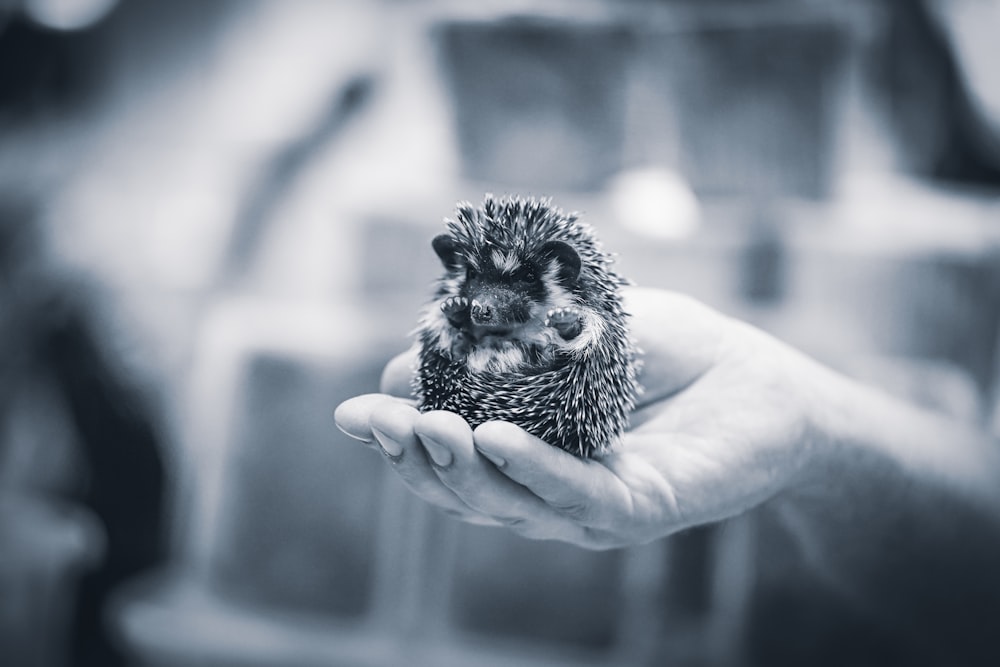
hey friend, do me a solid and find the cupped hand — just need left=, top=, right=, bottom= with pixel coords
left=335, top=287, right=827, bottom=549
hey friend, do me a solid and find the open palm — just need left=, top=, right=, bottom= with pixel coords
left=335, top=288, right=824, bottom=549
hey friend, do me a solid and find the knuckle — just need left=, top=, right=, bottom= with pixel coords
left=442, top=508, right=481, bottom=523
left=507, top=521, right=550, bottom=541
left=435, top=468, right=486, bottom=504
left=493, top=515, right=529, bottom=528
left=392, top=457, right=451, bottom=493
left=395, top=469, right=441, bottom=496
left=551, top=500, right=594, bottom=523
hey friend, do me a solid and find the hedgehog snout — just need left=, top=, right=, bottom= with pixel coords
left=470, top=299, right=492, bottom=323
left=468, top=289, right=530, bottom=328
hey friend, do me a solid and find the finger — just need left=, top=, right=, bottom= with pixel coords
left=414, top=411, right=588, bottom=543
left=472, top=421, right=634, bottom=531
left=380, top=348, right=418, bottom=398
left=368, top=402, right=502, bottom=524
left=334, top=393, right=402, bottom=444
left=622, top=287, right=728, bottom=404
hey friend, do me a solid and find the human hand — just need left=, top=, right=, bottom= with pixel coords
left=335, top=287, right=830, bottom=549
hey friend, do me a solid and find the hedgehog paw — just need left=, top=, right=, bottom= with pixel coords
left=441, top=296, right=470, bottom=326
left=546, top=307, right=583, bottom=340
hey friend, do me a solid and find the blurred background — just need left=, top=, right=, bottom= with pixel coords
left=1, top=0, right=999, bottom=665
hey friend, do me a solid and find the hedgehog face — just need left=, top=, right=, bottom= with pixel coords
left=425, top=233, right=582, bottom=374
left=463, top=259, right=541, bottom=329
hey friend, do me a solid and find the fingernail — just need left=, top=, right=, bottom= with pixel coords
left=419, top=435, right=453, bottom=469
left=369, top=426, right=403, bottom=458
left=336, top=423, right=373, bottom=445
left=476, top=447, right=506, bottom=469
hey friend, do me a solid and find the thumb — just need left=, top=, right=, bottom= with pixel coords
left=380, top=347, right=418, bottom=398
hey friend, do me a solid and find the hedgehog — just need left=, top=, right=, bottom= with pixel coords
left=413, top=194, right=640, bottom=459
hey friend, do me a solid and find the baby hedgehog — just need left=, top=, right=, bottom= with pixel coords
left=413, top=194, right=640, bottom=458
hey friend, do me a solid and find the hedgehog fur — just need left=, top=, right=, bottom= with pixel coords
left=413, top=194, right=639, bottom=458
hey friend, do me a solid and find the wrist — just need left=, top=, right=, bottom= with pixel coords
left=795, top=362, right=876, bottom=492
left=781, top=353, right=1000, bottom=518
left=743, top=327, right=858, bottom=500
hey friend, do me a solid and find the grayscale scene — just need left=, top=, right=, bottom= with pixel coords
left=2, top=1, right=999, bottom=666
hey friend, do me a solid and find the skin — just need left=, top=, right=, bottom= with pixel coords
left=335, top=287, right=1000, bottom=657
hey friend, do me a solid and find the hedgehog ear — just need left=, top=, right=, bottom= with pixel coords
left=539, top=240, right=581, bottom=286
left=432, top=234, right=462, bottom=270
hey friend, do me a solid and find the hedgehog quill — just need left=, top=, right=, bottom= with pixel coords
left=413, top=195, right=640, bottom=459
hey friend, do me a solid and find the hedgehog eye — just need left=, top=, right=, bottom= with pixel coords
left=466, top=265, right=478, bottom=280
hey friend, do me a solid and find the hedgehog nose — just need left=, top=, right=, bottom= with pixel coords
left=470, top=299, right=494, bottom=324
left=470, top=290, right=529, bottom=327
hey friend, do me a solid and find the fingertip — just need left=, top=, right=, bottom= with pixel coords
left=473, top=421, right=557, bottom=464
left=334, top=393, right=389, bottom=442
left=411, top=410, right=472, bottom=469
left=473, top=420, right=527, bottom=448
left=414, top=410, right=473, bottom=445
left=368, top=400, right=420, bottom=441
